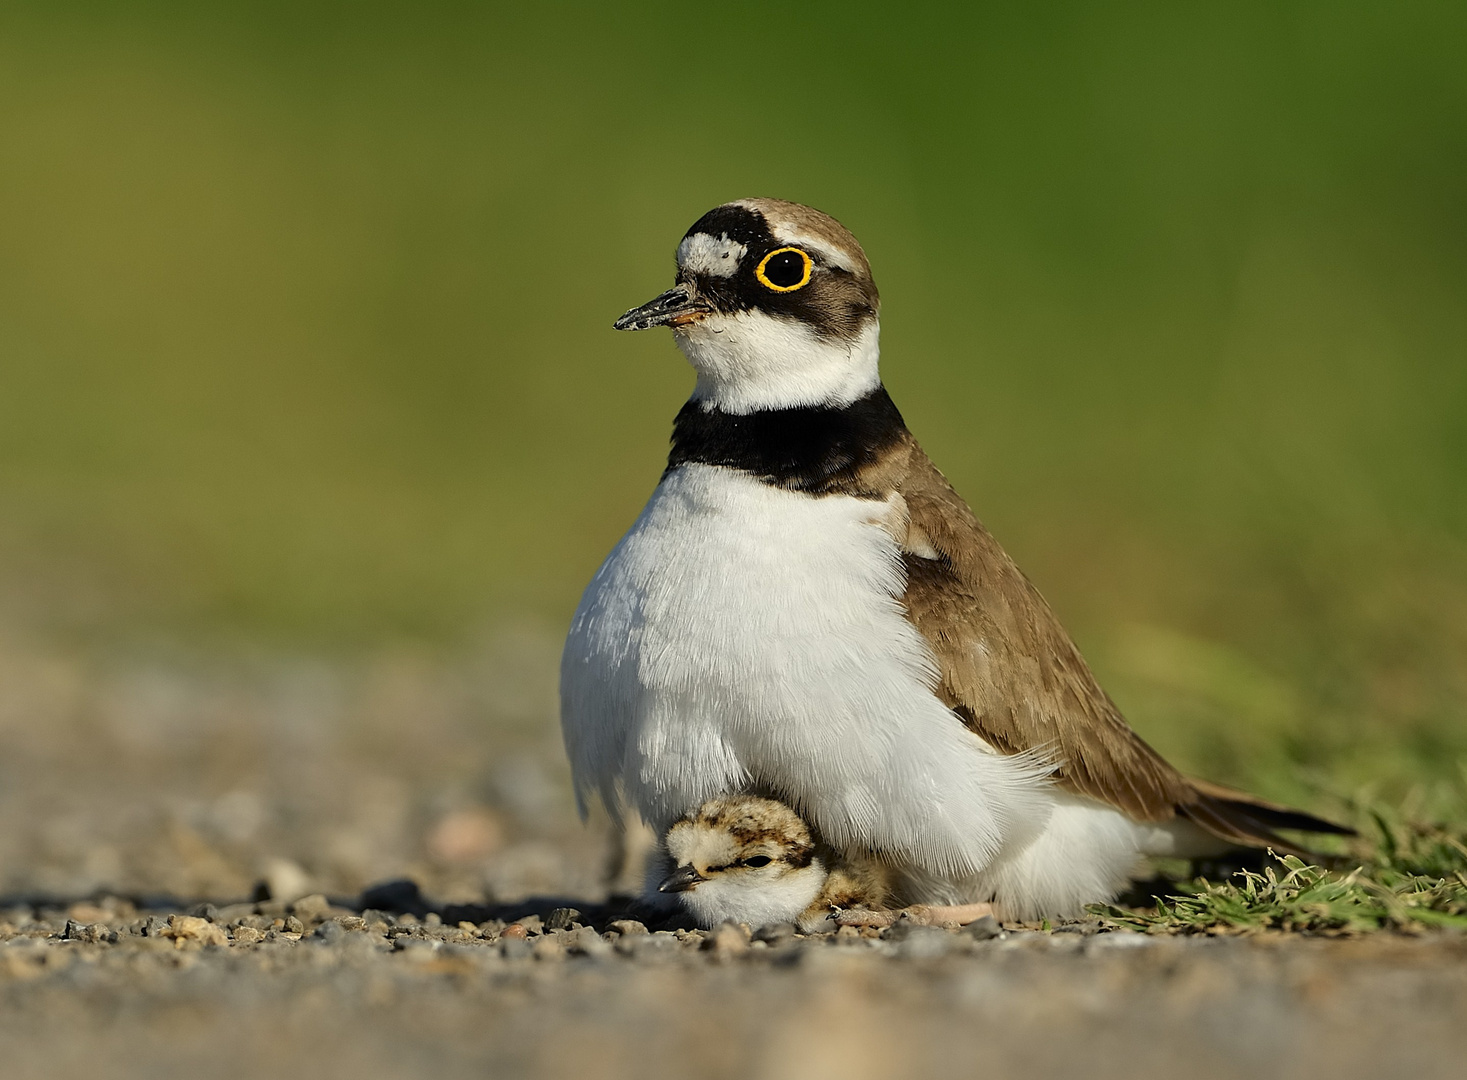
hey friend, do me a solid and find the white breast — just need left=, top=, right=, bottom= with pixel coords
left=560, top=464, right=1053, bottom=879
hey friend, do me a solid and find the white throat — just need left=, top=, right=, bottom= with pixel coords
left=678, top=864, right=828, bottom=930
left=675, top=313, right=881, bottom=414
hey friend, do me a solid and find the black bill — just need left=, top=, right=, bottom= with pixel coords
left=656, top=864, right=707, bottom=893
left=613, top=286, right=712, bottom=331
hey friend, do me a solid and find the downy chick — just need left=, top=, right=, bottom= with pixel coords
left=656, top=795, right=915, bottom=933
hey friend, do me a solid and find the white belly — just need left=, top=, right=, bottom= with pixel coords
left=560, top=464, right=1053, bottom=879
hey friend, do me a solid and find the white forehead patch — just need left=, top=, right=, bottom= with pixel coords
left=666, top=821, right=740, bottom=868
left=676, top=232, right=748, bottom=278
left=768, top=224, right=858, bottom=273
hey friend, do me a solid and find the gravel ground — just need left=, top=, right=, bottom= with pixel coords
left=1, top=631, right=1463, bottom=1080
left=1, top=900, right=1464, bottom=1080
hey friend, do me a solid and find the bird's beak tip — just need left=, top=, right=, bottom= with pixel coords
left=615, top=286, right=711, bottom=332
left=657, top=865, right=706, bottom=893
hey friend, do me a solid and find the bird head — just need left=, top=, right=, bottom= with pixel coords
left=658, top=794, right=828, bottom=929
left=615, top=199, right=882, bottom=414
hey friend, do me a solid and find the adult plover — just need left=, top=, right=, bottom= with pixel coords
left=561, top=198, right=1349, bottom=921
left=657, top=794, right=991, bottom=932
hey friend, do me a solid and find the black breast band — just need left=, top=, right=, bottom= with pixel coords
left=666, top=387, right=908, bottom=497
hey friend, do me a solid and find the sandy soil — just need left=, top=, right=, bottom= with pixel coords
left=0, top=631, right=1463, bottom=1080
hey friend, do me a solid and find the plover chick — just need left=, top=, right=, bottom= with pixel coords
left=657, top=795, right=991, bottom=932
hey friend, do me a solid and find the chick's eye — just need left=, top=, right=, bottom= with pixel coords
left=755, top=248, right=812, bottom=292
left=743, top=855, right=773, bottom=868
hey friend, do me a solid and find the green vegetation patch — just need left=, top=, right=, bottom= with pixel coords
left=1092, top=809, right=1467, bottom=935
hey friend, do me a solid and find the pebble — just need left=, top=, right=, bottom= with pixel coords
left=260, top=858, right=313, bottom=905
left=164, top=916, right=230, bottom=949
left=291, top=895, right=332, bottom=922
left=891, top=924, right=957, bottom=960
left=752, top=922, right=797, bottom=944
left=562, top=927, right=612, bottom=959
left=499, top=936, right=533, bottom=960
left=545, top=908, right=581, bottom=931
left=964, top=915, right=1003, bottom=941
left=615, top=932, right=680, bottom=959
left=708, top=922, right=749, bottom=957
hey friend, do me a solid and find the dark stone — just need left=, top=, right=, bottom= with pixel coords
left=752, top=922, right=798, bottom=944
left=359, top=879, right=428, bottom=916
left=964, top=915, right=1003, bottom=941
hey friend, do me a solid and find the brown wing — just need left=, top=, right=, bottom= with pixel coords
left=885, top=436, right=1350, bottom=847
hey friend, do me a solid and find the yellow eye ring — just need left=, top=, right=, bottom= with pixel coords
left=755, top=247, right=813, bottom=292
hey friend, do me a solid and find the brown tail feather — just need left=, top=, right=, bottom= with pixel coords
left=1179, top=779, right=1355, bottom=856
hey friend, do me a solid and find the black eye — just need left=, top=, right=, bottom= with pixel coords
left=744, top=855, right=773, bottom=868
left=755, top=247, right=812, bottom=292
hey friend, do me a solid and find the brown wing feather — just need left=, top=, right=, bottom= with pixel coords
left=884, top=437, right=1350, bottom=846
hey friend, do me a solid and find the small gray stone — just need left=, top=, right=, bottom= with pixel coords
left=290, top=894, right=331, bottom=922
left=499, top=936, right=533, bottom=960
left=545, top=907, right=581, bottom=931
left=213, top=903, right=257, bottom=923
left=616, top=931, right=680, bottom=959
left=752, top=922, right=797, bottom=944
left=562, top=926, right=611, bottom=959
left=313, top=920, right=345, bottom=943
left=607, top=919, right=647, bottom=937
left=964, top=915, right=1003, bottom=941
left=891, top=924, right=956, bottom=959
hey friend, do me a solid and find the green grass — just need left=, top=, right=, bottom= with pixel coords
left=1093, top=795, right=1467, bottom=934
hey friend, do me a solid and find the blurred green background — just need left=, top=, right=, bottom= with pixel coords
left=1, top=1, right=1464, bottom=803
